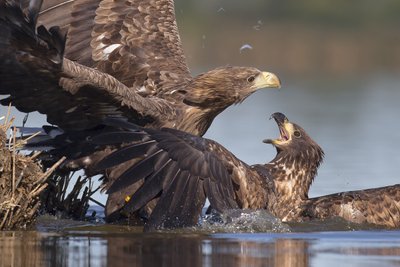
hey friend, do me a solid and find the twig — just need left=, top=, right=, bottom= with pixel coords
left=12, top=126, right=16, bottom=197
left=14, top=130, right=42, bottom=148
left=29, top=151, right=42, bottom=160
left=30, top=183, right=48, bottom=198
left=0, top=209, right=10, bottom=229
left=34, top=156, right=66, bottom=185
left=89, top=197, right=105, bottom=208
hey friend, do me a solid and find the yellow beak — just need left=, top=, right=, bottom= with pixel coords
left=254, top=71, right=281, bottom=89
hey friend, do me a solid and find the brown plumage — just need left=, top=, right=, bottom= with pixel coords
left=90, top=113, right=323, bottom=230
left=264, top=115, right=400, bottom=228
left=94, top=113, right=400, bottom=230
left=299, top=185, right=400, bottom=228
left=0, top=0, right=280, bottom=219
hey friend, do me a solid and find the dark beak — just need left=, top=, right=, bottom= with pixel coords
left=269, top=112, right=288, bottom=125
left=263, top=112, right=289, bottom=144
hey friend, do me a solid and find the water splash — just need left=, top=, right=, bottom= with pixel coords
left=239, top=44, right=253, bottom=53
left=198, top=209, right=290, bottom=233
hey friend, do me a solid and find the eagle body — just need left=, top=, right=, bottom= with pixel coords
left=92, top=113, right=400, bottom=230
left=0, top=0, right=280, bottom=219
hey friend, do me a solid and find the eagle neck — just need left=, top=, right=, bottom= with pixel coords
left=177, top=106, right=223, bottom=136
left=264, top=149, right=322, bottom=219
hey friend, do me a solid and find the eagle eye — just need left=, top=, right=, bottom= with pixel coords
left=247, top=76, right=255, bottom=83
left=293, top=130, right=301, bottom=138
left=177, top=89, right=187, bottom=95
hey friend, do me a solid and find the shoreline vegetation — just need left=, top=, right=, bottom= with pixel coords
left=0, top=108, right=96, bottom=230
left=0, top=110, right=54, bottom=230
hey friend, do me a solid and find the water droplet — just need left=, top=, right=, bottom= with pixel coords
left=240, top=44, right=253, bottom=53
left=253, top=20, right=263, bottom=31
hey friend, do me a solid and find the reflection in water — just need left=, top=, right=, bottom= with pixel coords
left=0, top=232, right=44, bottom=267
left=204, top=238, right=309, bottom=267
left=273, top=239, right=309, bottom=267
left=41, top=236, right=107, bottom=267
left=1, top=230, right=400, bottom=267
left=106, top=235, right=203, bottom=267
left=71, top=234, right=310, bottom=267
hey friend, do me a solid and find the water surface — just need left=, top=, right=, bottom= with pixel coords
left=1, top=226, right=400, bottom=267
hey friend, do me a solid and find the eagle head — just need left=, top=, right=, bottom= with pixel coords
left=263, top=112, right=325, bottom=203
left=183, top=66, right=281, bottom=109
left=263, top=112, right=324, bottom=167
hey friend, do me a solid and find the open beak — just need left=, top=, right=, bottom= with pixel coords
left=253, top=71, right=281, bottom=89
left=263, top=112, right=291, bottom=145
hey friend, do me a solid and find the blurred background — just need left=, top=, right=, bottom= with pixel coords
left=2, top=0, right=400, bottom=203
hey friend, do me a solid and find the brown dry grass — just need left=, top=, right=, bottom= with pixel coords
left=0, top=108, right=64, bottom=230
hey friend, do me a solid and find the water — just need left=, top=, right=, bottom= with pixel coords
left=1, top=226, right=400, bottom=267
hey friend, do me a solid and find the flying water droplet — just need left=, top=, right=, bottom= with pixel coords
left=253, top=20, right=263, bottom=31
left=240, top=44, right=253, bottom=53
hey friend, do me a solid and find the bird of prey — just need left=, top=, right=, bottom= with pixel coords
left=90, top=112, right=324, bottom=230
left=93, top=113, right=400, bottom=230
left=0, top=0, right=280, bottom=219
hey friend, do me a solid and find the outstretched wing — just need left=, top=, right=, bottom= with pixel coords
left=93, top=121, right=253, bottom=230
left=38, top=0, right=192, bottom=95
left=0, top=0, right=174, bottom=130
left=303, top=185, right=400, bottom=228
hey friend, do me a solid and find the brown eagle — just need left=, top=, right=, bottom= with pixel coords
left=91, top=112, right=324, bottom=230
left=0, top=0, right=280, bottom=219
left=93, top=113, right=400, bottom=230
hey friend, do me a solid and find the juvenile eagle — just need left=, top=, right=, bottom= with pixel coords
left=0, top=0, right=280, bottom=219
left=91, top=113, right=324, bottom=230
left=94, top=113, right=400, bottom=230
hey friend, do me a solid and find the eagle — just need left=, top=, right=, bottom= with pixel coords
left=0, top=0, right=280, bottom=219
left=89, top=112, right=324, bottom=230
left=92, top=113, right=400, bottom=230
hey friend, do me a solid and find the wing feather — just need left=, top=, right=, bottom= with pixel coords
left=90, top=0, right=192, bottom=93
left=106, top=149, right=163, bottom=194
left=39, top=0, right=193, bottom=93
left=94, top=141, right=155, bottom=171
left=145, top=171, right=206, bottom=231
left=89, top=122, right=246, bottom=229
left=123, top=160, right=178, bottom=213
left=0, top=1, right=175, bottom=130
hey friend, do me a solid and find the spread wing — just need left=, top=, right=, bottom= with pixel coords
left=0, top=0, right=175, bottom=130
left=38, top=0, right=192, bottom=95
left=92, top=121, right=251, bottom=230
left=302, top=185, right=400, bottom=228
